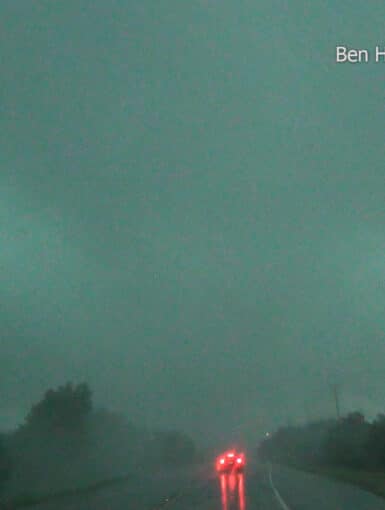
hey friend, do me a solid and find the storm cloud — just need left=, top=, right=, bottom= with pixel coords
left=1, top=1, right=385, bottom=445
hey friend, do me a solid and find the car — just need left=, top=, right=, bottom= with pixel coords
left=216, top=449, right=245, bottom=472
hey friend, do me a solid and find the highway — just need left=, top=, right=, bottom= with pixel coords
left=28, top=462, right=385, bottom=509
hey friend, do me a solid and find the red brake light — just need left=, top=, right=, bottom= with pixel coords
left=219, top=458, right=225, bottom=464
left=236, top=458, right=242, bottom=463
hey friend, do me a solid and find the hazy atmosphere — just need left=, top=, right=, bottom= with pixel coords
left=2, top=0, right=385, bottom=448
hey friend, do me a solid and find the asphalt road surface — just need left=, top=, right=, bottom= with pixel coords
left=27, top=463, right=385, bottom=510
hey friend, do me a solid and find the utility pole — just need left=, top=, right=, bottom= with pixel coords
left=332, top=384, right=341, bottom=420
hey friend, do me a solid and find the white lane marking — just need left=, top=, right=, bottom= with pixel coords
left=268, top=463, right=292, bottom=510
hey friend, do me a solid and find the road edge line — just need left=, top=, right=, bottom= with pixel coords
left=268, top=463, right=291, bottom=510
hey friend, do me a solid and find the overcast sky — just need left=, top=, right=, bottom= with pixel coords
left=1, top=1, right=385, bottom=444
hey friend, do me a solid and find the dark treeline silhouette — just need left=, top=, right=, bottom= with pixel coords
left=0, top=382, right=197, bottom=498
left=0, top=434, right=11, bottom=491
left=258, top=411, right=385, bottom=472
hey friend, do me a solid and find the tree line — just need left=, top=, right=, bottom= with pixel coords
left=258, top=411, right=385, bottom=471
left=0, top=382, right=197, bottom=497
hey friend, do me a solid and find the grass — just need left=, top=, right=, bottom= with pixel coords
left=0, top=462, right=203, bottom=508
left=300, top=465, right=385, bottom=499
left=0, top=473, right=136, bottom=508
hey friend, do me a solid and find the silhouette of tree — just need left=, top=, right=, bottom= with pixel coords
left=0, top=434, right=11, bottom=492
left=323, top=411, right=369, bottom=469
left=15, top=382, right=93, bottom=460
left=25, top=382, right=92, bottom=435
left=366, top=414, right=385, bottom=469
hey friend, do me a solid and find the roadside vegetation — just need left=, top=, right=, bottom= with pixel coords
left=258, top=411, right=385, bottom=498
left=0, top=382, right=197, bottom=507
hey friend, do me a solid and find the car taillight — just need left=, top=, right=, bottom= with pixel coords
left=219, top=458, right=225, bottom=464
left=236, top=458, right=243, bottom=464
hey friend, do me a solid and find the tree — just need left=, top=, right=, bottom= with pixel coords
left=322, top=412, right=369, bottom=469
left=25, top=382, right=92, bottom=434
left=366, top=414, right=385, bottom=469
left=0, top=434, right=11, bottom=492
left=18, top=382, right=93, bottom=458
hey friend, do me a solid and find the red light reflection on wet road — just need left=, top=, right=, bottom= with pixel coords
left=219, top=472, right=246, bottom=510
left=220, top=474, right=228, bottom=510
left=238, top=473, right=245, bottom=510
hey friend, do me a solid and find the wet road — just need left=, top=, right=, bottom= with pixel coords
left=27, top=463, right=385, bottom=510
left=162, top=469, right=283, bottom=510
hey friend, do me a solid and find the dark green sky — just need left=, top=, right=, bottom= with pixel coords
left=1, top=1, right=385, bottom=443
